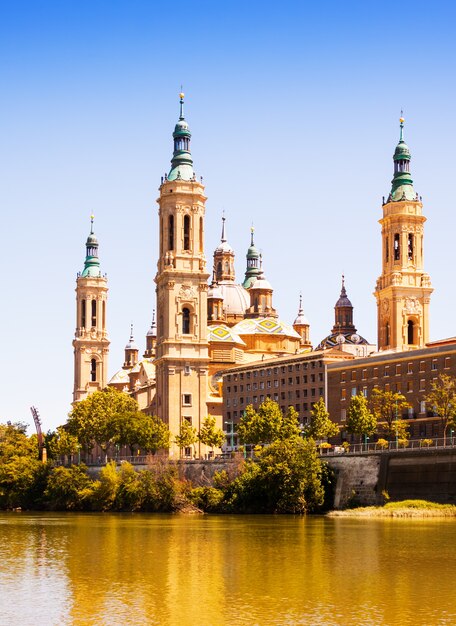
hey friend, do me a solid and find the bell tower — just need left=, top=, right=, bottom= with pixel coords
left=73, top=217, right=109, bottom=402
left=374, top=117, right=433, bottom=351
left=154, top=93, right=210, bottom=455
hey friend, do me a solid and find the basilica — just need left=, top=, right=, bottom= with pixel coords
left=73, top=98, right=440, bottom=454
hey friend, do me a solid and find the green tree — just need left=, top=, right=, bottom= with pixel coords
left=369, top=387, right=410, bottom=440
left=198, top=415, right=225, bottom=454
left=67, top=387, right=139, bottom=461
left=425, top=373, right=456, bottom=445
left=136, top=414, right=171, bottom=455
left=305, top=398, right=339, bottom=440
left=46, top=426, right=80, bottom=462
left=347, top=393, right=377, bottom=443
left=237, top=398, right=300, bottom=445
left=175, top=420, right=198, bottom=457
left=0, top=422, right=37, bottom=461
left=226, top=436, right=324, bottom=514
left=44, top=465, right=93, bottom=510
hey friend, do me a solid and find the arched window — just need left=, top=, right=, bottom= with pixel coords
left=182, top=308, right=190, bottom=334
left=394, top=233, right=400, bottom=261
left=91, top=299, right=97, bottom=327
left=217, top=261, right=222, bottom=280
left=184, top=215, right=190, bottom=251
left=81, top=299, right=86, bottom=328
left=90, top=358, right=97, bottom=382
left=408, top=320, right=414, bottom=345
left=385, top=322, right=390, bottom=346
left=168, top=215, right=174, bottom=251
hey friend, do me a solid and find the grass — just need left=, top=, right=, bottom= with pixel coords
left=328, top=500, right=456, bottom=517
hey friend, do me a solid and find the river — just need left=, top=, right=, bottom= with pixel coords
left=1, top=512, right=455, bottom=625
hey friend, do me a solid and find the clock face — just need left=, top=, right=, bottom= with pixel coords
left=336, top=334, right=346, bottom=344
left=351, top=334, right=360, bottom=344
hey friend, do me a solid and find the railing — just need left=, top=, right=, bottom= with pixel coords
left=320, top=437, right=456, bottom=456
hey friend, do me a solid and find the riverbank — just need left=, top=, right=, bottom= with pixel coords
left=328, top=499, right=456, bottom=517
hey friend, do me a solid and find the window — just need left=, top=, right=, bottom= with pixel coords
left=319, top=373, right=323, bottom=382
left=267, top=380, right=271, bottom=388
left=396, top=364, right=401, bottom=376
left=319, top=388, right=324, bottom=396
left=341, top=409, right=346, bottom=422
left=445, top=357, right=451, bottom=369
left=274, top=380, right=279, bottom=388
left=419, top=361, right=425, bottom=373
left=288, top=377, right=293, bottom=385
left=182, top=394, right=192, bottom=406
left=183, top=215, right=191, bottom=250
left=385, top=383, right=390, bottom=392
left=91, top=299, right=97, bottom=327
left=296, top=390, right=300, bottom=398
left=274, top=393, right=279, bottom=401
left=362, top=369, right=367, bottom=381
left=351, top=387, right=357, bottom=396
left=420, top=379, right=426, bottom=391
left=233, top=385, right=237, bottom=392
left=373, top=367, right=378, bottom=378
left=81, top=300, right=86, bottom=328
left=90, top=358, right=97, bottom=382
left=246, top=384, right=251, bottom=391
left=296, top=376, right=300, bottom=384
left=311, top=388, right=316, bottom=397
left=260, top=395, right=265, bottom=402
left=253, top=382, right=258, bottom=390
left=408, top=233, right=413, bottom=261
left=351, top=371, right=356, bottom=381
left=407, top=381, right=413, bottom=393
left=407, top=320, right=414, bottom=345
left=311, top=374, right=315, bottom=383
left=288, top=365, right=293, bottom=372
left=260, top=369, right=265, bottom=377
left=394, top=233, right=400, bottom=260
left=431, top=359, right=438, bottom=371
left=259, top=382, right=264, bottom=390
left=384, top=366, right=390, bottom=377
left=420, top=400, right=426, bottom=414
left=303, top=375, right=308, bottom=383
left=303, top=403, right=308, bottom=411
left=341, top=372, right=346, bottom=383
left=341, top=389, right=346, bottom=401
left=303, top=389, right=308, bottom=397
left=168, top=215, right=174, bottom=250
left=281, top=366, right=286, bottom=374
left=407, top=362, right=413, bottom=374
left=182, top=308, right=191, bottom=334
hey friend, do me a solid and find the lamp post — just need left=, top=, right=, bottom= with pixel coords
left=451, top=429, right=454, bottom=446
left=365, top=435, right=370, bottom=452
left=225, top=420, right=234, bottom=450
left=395, top=398, right=398, bottom=450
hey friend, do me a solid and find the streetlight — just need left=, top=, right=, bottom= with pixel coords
left=451, top=429, right=454, bottom=446
left=225, top=420, right=234, bottom=450
left=365, top=435, right=370, bottom=452
left=395, top=398, right=398, bottom=450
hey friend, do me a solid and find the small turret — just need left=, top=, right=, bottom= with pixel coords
left=332, top=275, right=356, bottom=334
left=293, top=294, right=311, bottom=349
left=81, top=215, right=102, bottom=278
left=144, top=311, right=157, bottom=358
left=213, top=214, right=235, bottom=282
left=244, top=256, right=277, bottom=318
left=207, top=272, right=225, bottom=322
left=123, top=325, right=139, bottom=368
left=242, top=227, right=262, bottom=288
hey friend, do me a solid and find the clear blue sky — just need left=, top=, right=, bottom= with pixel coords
left=2, top=0, right=456, bottom=431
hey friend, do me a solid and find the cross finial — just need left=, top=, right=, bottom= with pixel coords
left=399, top=110, right=405, bottom=142
left=90, top=214, right=95, bottom=234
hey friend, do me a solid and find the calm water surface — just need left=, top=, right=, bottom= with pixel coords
left=1, top=512, right=456, bottom=625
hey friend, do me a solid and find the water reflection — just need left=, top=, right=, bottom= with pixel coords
left=1, top=513, right=456, bottom=625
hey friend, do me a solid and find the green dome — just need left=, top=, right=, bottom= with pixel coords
left=393, top=140, right=411, bottom=161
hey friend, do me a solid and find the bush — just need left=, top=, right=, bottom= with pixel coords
left=0, top=456, right=49, bottom=510
left=44, top=465, right=93, bottom=511
left=189, top=486, right=225, bottom=512
left=376, top=439, right=389, bottom=450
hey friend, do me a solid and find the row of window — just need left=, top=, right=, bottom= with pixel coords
left=226, top=388, right=324, bottom=407
left=340, top=378, right=439, bottom=400
left=226, top=373, right=323, bottom=393
left=225, top=361, right=324, bottom=382
left=339, top=358, right=450, bottom=382
left=226, top=402, right=316, bottom=422
left=81, top=299, right=106, bottom=329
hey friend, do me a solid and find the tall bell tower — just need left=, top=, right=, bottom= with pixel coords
left=154, top=93, right=210, bottom=455
left=374, top=117, right=433, bottom=351
left=73, top=217, right=109, bottom=402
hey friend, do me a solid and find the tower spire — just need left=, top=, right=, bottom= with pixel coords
left=81, top=215, right=101, bottom=278
left=389, top=113, right=416, bottom=201
left=168, top=91, right=194, bottom=181
left=221, top=212, right=226, bottom=243
left=243, top=226, right=261, bottom=288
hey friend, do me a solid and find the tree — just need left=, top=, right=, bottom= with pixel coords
left=175, top=420, right=198, bottom=457
left=425, top=373, right=456, bottom=445
left=347, top=393, right=377, bottom=443
left=237, top=398, right=300, bottom=445
left=0, top=422, right=37, bottom=462
left=305, top=398, right=339, bottom=440
left=136, top=414, right=171, bottom=455
left=369, top=387, right=410, bottom=440
left=198, top=415, right=225, bottom=454
left=46, top=427, right=80, bottom=462
left=67, top=387, right=139, bottom=461
left=226, top=436, right=324, bottom=514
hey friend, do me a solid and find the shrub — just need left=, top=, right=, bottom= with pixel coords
left=420, top=438, right=434, bottom=448
left=376, top=439, right=389, bottom=450
left=189, top=486, right=224, bottom=512
left=44, top=465, right=92, bottom=511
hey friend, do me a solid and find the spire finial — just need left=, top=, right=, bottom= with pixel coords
left=299, top=292, right=303, bottom=310
left=341, top=274, right=346, bottom=296
left=179, top=88, right=185, bottom=120
left=152, top=309, right=155, bottom=324
left=399, top=110, right=405, bottom=142
left=250, top=225, right=255, bottom=246
left=221, top=211, right=226, bottom=243
left=90, top=214, right=94, bottom=234
left=130, top=323, right=134, bottom=340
